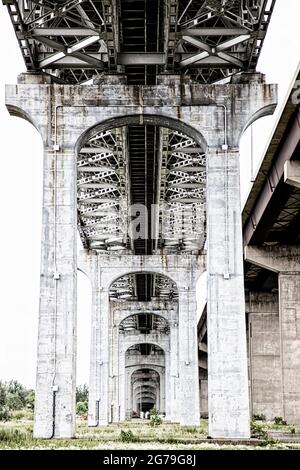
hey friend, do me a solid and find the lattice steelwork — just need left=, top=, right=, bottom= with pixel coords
left=109, top=273, right=178, bottom=301
left=4, top=0, right=276, bottom=84
left=175, top=0, right=276, bottom=83
left=119, top=314, right=170, bottom=334
left=159, top=129, right=206, bottom=253
left=77, top=128, right=129, bottom=251
left=109, top=274, right=136, bottom=300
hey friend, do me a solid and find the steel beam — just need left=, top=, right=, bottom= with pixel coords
left=244, top=109, right=300, bottom=246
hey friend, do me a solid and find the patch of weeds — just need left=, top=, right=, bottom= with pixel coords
left=0, top=428, right=30, bottom=445
left=120, top=430, right=139, bottom=443
left=274, top=417, right=287, bottom=426
left=149, top=406, right=162, bottom=427
left=184, top=427, right=198, bottom=434
left=250, top=420, right=268, bottom=440
left=290, top=427, right=296, bottom=434
left=252, top=414, right=266, bottom=421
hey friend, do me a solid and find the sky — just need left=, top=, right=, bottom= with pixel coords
left=0, top=0, right=299, bottom=388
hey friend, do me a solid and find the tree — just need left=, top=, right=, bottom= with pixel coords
left=76, top=384, right=88, bottom=403
left=25, top=389, right=35, bottom=410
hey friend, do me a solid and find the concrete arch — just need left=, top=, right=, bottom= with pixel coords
left=128, top=365, right=164, bottom=379
left=109, top=271, right=179, bottom=296
left=75, top=113, right=208, bottom=157
left=125, top=342, right=166, bottom=355
left=6, top=104, right=42, bottom=137
left=119, top=313, right=170, bottom=332
left=240, top=103, right=277, bottom=142
left=118, top=311, right=170, bottom=326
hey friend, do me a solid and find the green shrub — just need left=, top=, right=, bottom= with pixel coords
left=274, top=417, right=287, bottom=426
left=7, top=393, right=24, bottom=411
left=0, top=406, right=11, bottom=422
left=250, top=420, right=267, bottom=439
left=290, top=427, right=296, bottom=434
left=76, top=401, right=88, bottom=416
left=149, top=406, right=162, bottom=427
left=253, top=413, right=266, bottom=421
left=25, top=390, right=35, bottom=410
left=120, top=429, right=139, bottom=443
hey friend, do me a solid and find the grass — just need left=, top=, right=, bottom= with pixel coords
left=0, top=417, right=300, bottom=450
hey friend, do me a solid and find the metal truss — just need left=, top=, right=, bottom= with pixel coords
left=119, top=313, right=170, bottom=335
left=175, top=0, right=276, bottom=83
left=109, top=274, right=137, bottom=300
left=4, top=0, right=117, bottom=83
left=4, top=0, right=276, bottom=84
left=109, top=273, right=178, bottom=302
left=158, top=129, right=206, bottom=253
left=77, top=127, right=129, bottom=251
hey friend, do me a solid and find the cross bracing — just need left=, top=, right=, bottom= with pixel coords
left=4, top=0, right=276, bottom=84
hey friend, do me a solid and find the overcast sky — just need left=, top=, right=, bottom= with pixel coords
left=0, top=0, right=299, bottom=388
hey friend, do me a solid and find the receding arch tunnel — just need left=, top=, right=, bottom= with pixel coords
left=76, top=118, right=207, bottom=256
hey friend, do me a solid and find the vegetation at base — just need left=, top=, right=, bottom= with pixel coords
left=0, top=416, right=300, bottom=450
left=149, top=406, right=162, bottom=427
left=120, top=429, right=139, bottom=443
left=252, top=413, right=266, bottom=421
left=274, top=416, right=287, bottom=426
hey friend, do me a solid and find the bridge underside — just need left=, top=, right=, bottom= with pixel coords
left=5, top=0, right=290, bottom=440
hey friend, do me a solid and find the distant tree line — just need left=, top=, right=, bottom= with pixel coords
left=0, top=381, right=89, bottom=421
left=0, top=380, right=34, bottom=420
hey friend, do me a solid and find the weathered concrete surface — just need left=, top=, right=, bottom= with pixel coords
left=247, top=292, right=282, bottom=420
left=279, top=273, right=300, bottom=424
left=245, top=245, right=300, bottom=273
left=207, top=149, right=250, bottom=438
left=245, top=245, right=300, bottom=424
left=79, top=252, right=204, bottom=427
left=5, top=72, right=277, bottom=438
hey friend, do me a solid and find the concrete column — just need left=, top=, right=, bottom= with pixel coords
left=206, top=148, right=250, bottom=438
left=244, top=246, right=300, bottom=424
left=279, top=273, right=300, bottom=424
left=178, top=289, right=200, bottom=426
left=247, top=292, right=282, bottom=420
left=34, top=146, right=77, bottom=438
left=167, top=320, right=179, bottom=421
left=119, top=343, right=126, bottom=421
left=88, top=278, right=110, bottom=426
left=87, top=256, right=100, bottom=426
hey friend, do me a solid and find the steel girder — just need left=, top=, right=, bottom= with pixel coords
left=3, top=0, right=276, bottom=84
left=158, top=128, right=206, bottom=253
left=77, top=128, right=129, bottom=251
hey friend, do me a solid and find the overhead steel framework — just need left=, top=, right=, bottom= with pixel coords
left=4, top=0, right=276, bottom=84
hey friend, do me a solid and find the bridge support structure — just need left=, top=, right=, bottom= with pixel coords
left=245, top=245, right=300, bottom=424
left=6, top=72, right=277, bottom=438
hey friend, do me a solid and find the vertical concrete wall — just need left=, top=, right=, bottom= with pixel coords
left=207, top=149, right=250, bottom=438
left=279, top=273, right=300, bottom=424
left=247, top=292, right=282, bottom=420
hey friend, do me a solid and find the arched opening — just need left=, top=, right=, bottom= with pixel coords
left=131, top=368, right=160, bottom=415
left=126, top=351, right=164, bottom=418
left=119, top=313, right=169, bottom=335
left=76, top=116, right=207, bottom=256
left=107, top=271, right=177, bottom=422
